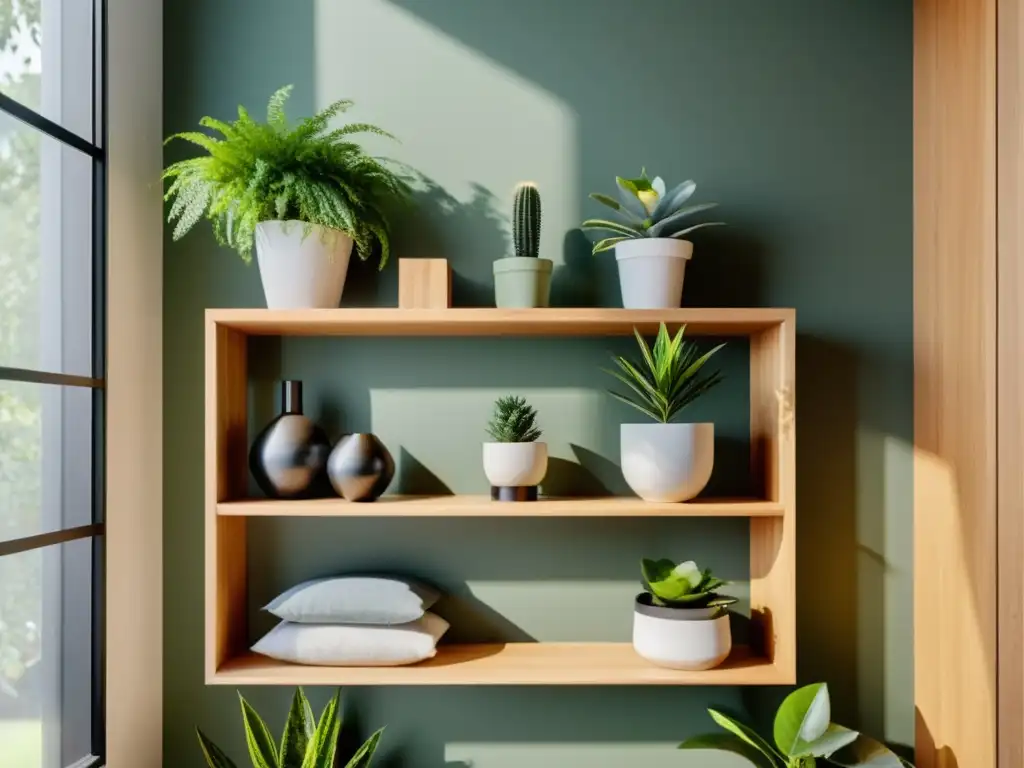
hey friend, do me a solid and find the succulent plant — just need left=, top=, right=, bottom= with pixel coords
left=641, top=558, right=738, bottom=610
left=512, top=182, right=542, bottom=259
left=486, top=395, right=542, bottom=443
left=582, top=169, right=725, bottom=254
left=606, top=322, right=724, bottom=423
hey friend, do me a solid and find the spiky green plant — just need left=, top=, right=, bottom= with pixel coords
left=606, top=323, right=724, bottom=423
left=196, top=688, right=382, bottom=768
left=486, top=395, right=542, bottom=443
left=640, top=558, right=737, bottom=610
left=512, top=182, right=541, bottom=258
left=680, top=682, right=913, bottom=768
left=582, top=169, right=725, bottom=254
left=163, top=85, right=408, bottom=268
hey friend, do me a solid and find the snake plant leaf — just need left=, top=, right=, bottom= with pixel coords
left=605, top=367, right=661, bottom=413
left=197, top=728, right=241, bottom=768
left=795, top=724, right=860, bottom=758
left=667, top=221, right=727, bottom=238
left=612, top=357, right=667, bottom=410
left=589, top=193, right=645, bottom=223
left=343, top=727, right=385, bottom=768
left=581, top=218, right=644, bottom=238
left=632, top=327, right=660, bottom=386
left=592, top=236, right=630, bottom=254
left=678, top=732, right=776, bottom=768
left=647, top=202, right=720, bottom=237
left=774, top=683, right=831, bottom=757
left=279, top=688, right=312, bottom=767
left=651, top=179, right=697, bottom=221
left=301, top=689, right=342, bottom=768
left=708, top=710, right=786, bottom=767
left=827, top=734, right=905, bottom=767
left=607, top=389, right=663, bottom=422
left=615, top=177, right=649, bottom=220
left=240, top=694, right=281, bottom=768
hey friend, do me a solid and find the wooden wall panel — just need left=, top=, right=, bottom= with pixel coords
left=914, top=1, right=997, bottom=767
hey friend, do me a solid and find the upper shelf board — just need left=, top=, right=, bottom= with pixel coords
left=206, top=307, right=795, bottom=337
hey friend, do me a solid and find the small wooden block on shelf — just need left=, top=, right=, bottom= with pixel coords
left=210, top=643, right=785, bottom=686
left=398, top=258, right=451, bottom=309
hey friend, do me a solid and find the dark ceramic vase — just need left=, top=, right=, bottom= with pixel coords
left=327, top=433, right=395, bottom=502
left=249, top=381, right=331, bottom=498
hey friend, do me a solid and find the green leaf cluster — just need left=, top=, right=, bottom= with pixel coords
left=486, top=395, right=542, bottom=443
left=582, top=168, right=725, bottom=254
left=680, top=683, right=912, bottom=768
left=163, top=85, right=408, bottom=267
left=197, top=688, right=383, bottom=768
left=640, top=558, right=738, bottom=610
left=606, top=323, right=724, bottom=423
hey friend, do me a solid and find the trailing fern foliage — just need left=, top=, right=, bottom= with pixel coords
left=163, top=85, right=408, bottom=267
left=486, top=395, right=542, bottom=443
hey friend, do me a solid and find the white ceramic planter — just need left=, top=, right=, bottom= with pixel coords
left=255, top=220, right=353, bottom=309
left=482, top=442, right=548, bottom=487
left=620, top=422, right=713, bottom=502
left=614, top=238, right=693, bottom=309
left=632, top=596, right=732, bottom=670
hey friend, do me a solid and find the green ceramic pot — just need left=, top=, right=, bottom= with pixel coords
left=493, top=257, right=553, bottom=308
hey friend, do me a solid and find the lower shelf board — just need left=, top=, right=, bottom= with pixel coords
left=210, top=643, right=788, bottom=686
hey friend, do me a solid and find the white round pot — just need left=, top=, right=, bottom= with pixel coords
left=482, top=442, right=548, bottom=487
left=620, top=422, right=713, bottom=502
left=632, top=595, right=732, bottom=670
left=255, top=220, right=353, bottom=309
left=614, top=238, right=693, bottom=309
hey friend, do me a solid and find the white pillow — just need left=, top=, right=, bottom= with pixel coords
left=264, top=576, right=439, bottom=625
left=251, top=613, right=450, bottom=666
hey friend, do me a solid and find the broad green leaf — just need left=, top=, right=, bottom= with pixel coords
left=796, top=723, right=859, bottom=758
left=672, top=560, right=703, bottom=589
left=343, top=727, right=385, bottom=768
left=581, top=218, right=643, bottom=237
left=301, top=689, right=342, bottom=768
left=652, top=176, right=666, bottom=198
left=648, top=202, right=720, bottom=237
left=679, top=732, right=775, bottom=768
left=651, top=179, right=697, bottom=221
left=774, top=683, right=831, bottom=756
left=708, top=710, right=785, bottom=767
left=615, top=177, right=648, bottom=219
left=827, top=734, right=905, bottom=767
left=240, top=694, right=280, bottom=768
left=197, top=727, right=241, bottom=768
left=667, top=221, right=727, bottom=238
left=279, top=688, right=312, bottom=767
left=589, top=192, right=644, bottom=223
left=592, top=236, right=632, bottom=254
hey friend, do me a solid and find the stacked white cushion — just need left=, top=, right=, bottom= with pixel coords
left=264, top=576, right=439, bottom=625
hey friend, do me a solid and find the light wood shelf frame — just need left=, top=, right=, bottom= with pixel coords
left=205, top=307, right=796, bottom=686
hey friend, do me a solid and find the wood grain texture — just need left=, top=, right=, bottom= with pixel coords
left=206, top=307, right=795, bottom=337
left=915, top=0, right=997, bottom=765
left=999, top=0, right=1024, bottom=763
left=216, top=496, right=785, bottom=517
left=204, top=322, right=249, bottom=681
left=398, top=258, right=452, bottom=309
left=748, top=319, right=796, bottom=681
left=210, top=644, right=784, bottom=686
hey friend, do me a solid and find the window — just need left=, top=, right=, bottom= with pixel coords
left=0, top=0, right=105, bottom=766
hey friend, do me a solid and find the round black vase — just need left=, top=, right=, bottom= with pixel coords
left=249, top=381, right=331, bottom=498
left=327, top=433, right=395, bottom=502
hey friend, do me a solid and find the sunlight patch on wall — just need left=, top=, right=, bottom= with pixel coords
left=315, top=0, right=579, bottom=264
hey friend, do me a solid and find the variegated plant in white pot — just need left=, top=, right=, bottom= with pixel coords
left=583, top=170, right=724, bottom=308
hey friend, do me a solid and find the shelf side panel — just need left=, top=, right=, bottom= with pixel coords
left=749, top=320, right=796, bottom=680
left=205, top=321, right=249, bottom=680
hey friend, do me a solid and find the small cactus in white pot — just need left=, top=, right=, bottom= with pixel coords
left=493, top=182, right=553, bottom=308
left=482, top=395, right=547, bottom=501
left=583, top=170, right=724, bottom=309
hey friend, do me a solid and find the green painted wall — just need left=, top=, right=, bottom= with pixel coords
left=163, top=1, right=913, bottom=766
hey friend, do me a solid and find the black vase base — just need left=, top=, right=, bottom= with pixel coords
left=491, top=485, right=539, bottom=502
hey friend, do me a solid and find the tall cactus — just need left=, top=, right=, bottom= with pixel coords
left=512, top=182, right=542, bottom=258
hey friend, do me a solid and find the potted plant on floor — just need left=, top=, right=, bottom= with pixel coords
left=606, top=322, right=724, bottom=502
left=163, top=85, right=408, bottom=309
left=633, top=558, right=737, bottom=670
left=493, top=182, right=552, bottom=308
left=483, top=395, right=547, bottom=501
left=582, top=170, right=724, bottom=308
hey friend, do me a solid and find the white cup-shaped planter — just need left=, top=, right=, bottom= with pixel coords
left=482, top=442, right=548, bottom=488
left=614, top=238, right=693, bottom=309
left=255, top=220, right=354, bottom=309
left=620, top=422, right=714, bottom=502
left=632, top=595, right=732, bottom=670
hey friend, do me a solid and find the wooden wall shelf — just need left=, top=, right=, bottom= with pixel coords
left=205, top=306, right=796, bottom=686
